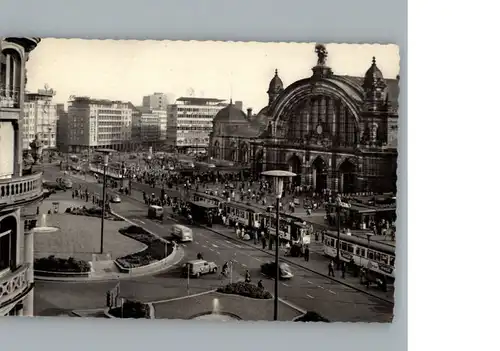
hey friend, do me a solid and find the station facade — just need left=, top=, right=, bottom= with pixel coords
left=209, top=44, right=399, bottom=195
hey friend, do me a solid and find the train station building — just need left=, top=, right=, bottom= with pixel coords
left=209, top=44, right=399, bottom=195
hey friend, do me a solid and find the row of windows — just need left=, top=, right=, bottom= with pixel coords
left=324, top=237, right=395, bottom=266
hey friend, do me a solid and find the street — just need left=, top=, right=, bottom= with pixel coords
left=37, top=166, right=393, bottom=322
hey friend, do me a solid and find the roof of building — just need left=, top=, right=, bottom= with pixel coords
left=213, top=102, right=248, bottom=123
left=176, top=97, right=226, bottom=104
left=267, top=69, right=284, bottom=93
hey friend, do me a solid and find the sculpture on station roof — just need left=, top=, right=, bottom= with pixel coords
left=315, top=43, right=328, bottom=66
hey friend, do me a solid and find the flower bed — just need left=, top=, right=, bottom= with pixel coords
left=65, top=206, right=123, bottom=221
left=293, top=311, right=330, bottom=323
left=108, top=300, right=150, bottom=319
left=217, top=282, right=272, bottom=299
left=116, top=225, right=173, bottom=269
left=34, top=255, right=91, bottom=273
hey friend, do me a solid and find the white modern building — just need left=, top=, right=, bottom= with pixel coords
left=67, top=97, right=133, bottom=152
left=22, top=87, right=57, bottom=150
left=139, top=108, right=167, bottom=143
left=1, top=37, right=45, bottom=317
left=166, top=96, right=232, bottom=153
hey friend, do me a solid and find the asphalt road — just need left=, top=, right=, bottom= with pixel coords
left=36, top=166, right=393, bottom=322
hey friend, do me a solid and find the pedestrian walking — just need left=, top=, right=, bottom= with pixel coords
left=341, top=261, right=346, bottom=279
left=304, top=246, right=310, bottom=262
left=328, top=259, right=335, bottom=277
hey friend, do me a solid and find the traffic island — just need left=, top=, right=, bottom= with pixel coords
left=114, top=225, right=174, bottom=274
left=106, top=300, right=154, bottom=319
left=152, top=291, right=301, bottom=321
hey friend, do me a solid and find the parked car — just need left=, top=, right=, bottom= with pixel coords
left=261, top=262, right=294, bottom=279
left=182, top=259, right=218, bottom=278
left=110, top=194, right=121, bottom=203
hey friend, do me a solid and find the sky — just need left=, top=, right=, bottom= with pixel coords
left=26, top=39, right=399, bottom=112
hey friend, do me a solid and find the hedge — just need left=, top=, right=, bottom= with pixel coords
left=217, top=282, right=272, bottom=299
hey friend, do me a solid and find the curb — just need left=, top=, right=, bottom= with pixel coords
left=148, top=289, right=218, bottom=304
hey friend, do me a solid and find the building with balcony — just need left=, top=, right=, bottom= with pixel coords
left=67, top=96, right=133, bottom=153
left=1, top=37, right=46, bottom=317
left=22, top=87, right=57, bottom=150
left=166, top=97, right=230, bottom=153
left=209, top=44, right=399, bottom=194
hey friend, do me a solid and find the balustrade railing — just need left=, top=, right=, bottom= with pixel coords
left=0, top=172, right=44, bottom=206
left=0, top=85, right=21, bottom=108
left=0, top=264, right=30, bottom=309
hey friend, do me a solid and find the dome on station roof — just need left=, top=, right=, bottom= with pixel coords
left=362, top=57, right=385, bottom=91
left=267, top=69, right=283, bottom=93
left=213, top=100, right=248, bottom=123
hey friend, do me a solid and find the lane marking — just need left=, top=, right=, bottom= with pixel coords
left=234, top=259, right=239, bottom=263
left=282, top=282, right=290, bottom=287
left=225, top=240, right=232, bottom=245
left=306, top=294, right=314, bottom=299
left=328, top=290, right=337, bottom=295
left=209, top=248, right=214, bottom=252
left=211, top=244, right=219, bottom=248
left=241, top=263, right=247, bottom=267
left=253, top=257, right=262, bottom=262
left=318, top=285, right=325, bottom=289
left=202, top=245, right=207, bottom=248
left=307, top=280, right=313, bottom=284
left=235, top=244, right=242, bottom=248
left=137, top=220, right=145, bottom=224
left=195, top=241, right=199, bottom=244
left=216, top=251, right=220, bottom=255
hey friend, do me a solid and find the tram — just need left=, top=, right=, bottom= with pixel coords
left=191, top=192, right=225, bottom=209
left=322, top=231, right=395, bottom=280
left=223, top=201, right=262, bottom=229
left=261, top=212, right=311, bottom=244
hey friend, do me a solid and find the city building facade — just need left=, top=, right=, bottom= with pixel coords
left=142, top=92, right=171, bottom=110
left=167, top=97, right=230, bottom=153
left=55, top=103, right=68, bottom=152
left=22, top=86, right=57, bottom=150
left=67, top=97, right=133, bottom=153
left=209, top=45, right=399, bottom=194
left=1, top=37, right=45, bottom=317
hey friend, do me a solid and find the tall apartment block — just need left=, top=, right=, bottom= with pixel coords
left=22, top=87, right=57, bottom=150
left=67, top=97, right=133, bottom=153
left=166, top=97, right=231, bottom=153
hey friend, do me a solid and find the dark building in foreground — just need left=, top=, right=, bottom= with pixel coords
left=209, top=44, right=399, bottom=194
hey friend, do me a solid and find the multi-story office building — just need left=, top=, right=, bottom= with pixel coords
left=55, top=104, right=68, bottom=152
left=1, top=37, right=46, bottom=317
left=142, top=92, right=171, bottom=110
left=166, top=97, right=231, bottom=153
left=22, top=87, right=57, bottom=150
left=67, top=97, right=133, bottom=153
left=139, top=108, right=167, bottom=145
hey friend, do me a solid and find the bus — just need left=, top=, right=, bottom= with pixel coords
left=323, top=230, right=395, bottom=280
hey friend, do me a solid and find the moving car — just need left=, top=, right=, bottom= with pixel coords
left=147, top=205, right=163, bottom=220
left=110, top=194, right=121, bottom=203
left=182, top=259, right=218, bottom=278
left=56, top=177, right=73, bottom=189
left=260, top=262, right=294, bottom=279
left=171, top=224, right=193, bottom=242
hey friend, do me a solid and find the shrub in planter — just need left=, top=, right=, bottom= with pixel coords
left=35, top=255, right=91, bottom=273
left=294, top=311, right=330, bottom=323
left=109, top=300, right=149, bottom=319
left=217, top=282, right=272, bottom=299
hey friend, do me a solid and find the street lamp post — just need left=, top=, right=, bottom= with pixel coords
left=261, top=170, right=296, bottom=321
left=96, top=148, right=114, bottom=254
